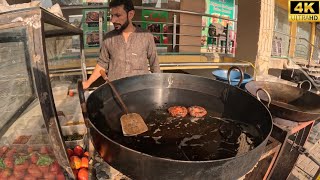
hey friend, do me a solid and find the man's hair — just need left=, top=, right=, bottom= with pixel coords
left=109, top=0, right=135, bottom=13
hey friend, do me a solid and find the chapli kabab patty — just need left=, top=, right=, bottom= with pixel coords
left=188, top=106, right=207, bottom=118
left=168, top=106, right=188, bottom=117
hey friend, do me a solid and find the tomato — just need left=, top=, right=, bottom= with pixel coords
left=0, top=146, right=8, bottom=157
left=5, top=149, right=16, bottom=158
left=8, top=175, right=19, bottom=180
left=30, top=153, right=38, bottom=164
left=27, top=147, right=33, bottom=154
left=13, top=167, right=26, bottom=177
left=49, top=161, right=60, bottom=174
left=83, top=152, right=89, bottom=157
left=14, top=160, right=29, bottom=171
left=73, top=146, right=83, bottom=157
left=69, top=90, right=74, bottom=97
left=4, top=157, right=14, bottom=168
left=67, top=148, right=73, bottom=158
left=43, top=173, right=56, bottom=180
left=56, top=172, right=66, bottom=180
left=24, top=174, right=37, bottom=180
left=38, top=165, right=49, bottom=173
left=70, top=156, right=81, bottom=170
left=0, top=168, right=12, bottom=179
left=77, top=168, right=88, bottom=180
left=73, top=169, right=78, bottom=178
left=27, top=164, right=42, bottom=178
left=40, top=146, right=50, bottom=154
left=80, top=157, right=88, bottom=168
left=0, top=146, right=8, bottom=154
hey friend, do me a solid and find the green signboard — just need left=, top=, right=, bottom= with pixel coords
left=201, top=0, right=235, bottom=50
left=142, top=10, right=169, bottom=45
left=81, top=0, right=108, bottom=49
left=82, top=9, right=108, bottom=49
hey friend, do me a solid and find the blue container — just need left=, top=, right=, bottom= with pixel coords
left=212, top=69, right=253, bottom=88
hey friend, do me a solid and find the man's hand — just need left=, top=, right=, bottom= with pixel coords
left=81, top=64, right=105, bottom=90
left=82, top=81, right=91, bottom=90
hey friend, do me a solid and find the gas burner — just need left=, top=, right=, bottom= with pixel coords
left=94, top=154, right=131, bottom=180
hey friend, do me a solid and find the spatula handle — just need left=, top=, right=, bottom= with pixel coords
left=100, top=70, right=129, bottom=114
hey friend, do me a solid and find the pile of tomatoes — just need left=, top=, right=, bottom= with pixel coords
left=67, top=145, right=89, bottom=180
left=0, top=145, right=65, bottom=179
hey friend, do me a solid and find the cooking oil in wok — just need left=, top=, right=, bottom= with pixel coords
left=107, top=108, right=263, bottom=161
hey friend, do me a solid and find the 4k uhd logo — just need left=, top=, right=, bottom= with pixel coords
left=289, top=0, right=320, bottom=22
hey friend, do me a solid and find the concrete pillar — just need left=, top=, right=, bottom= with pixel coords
left=236, top=0, right=275, bottom=77
left=289, top=22, right=298, bottom=58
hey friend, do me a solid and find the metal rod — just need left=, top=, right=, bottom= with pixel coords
left=61, top=5, right=237, bottom=22
left=99, top=11, right=103, bottom=49
left=159, top=62, right=250, bottom=66
left=225, top=24, right=229, bottom=54
left=48, top=62, right=251, bottom=73
left=298, top=127, right=306, bottom=147
left=80, top=34, right=87, bottom=81
left=290, top=132, right=299, bottom=152
left=133, top=20, right=237, bottom=29
left=173, top=14, right=177, bottom=52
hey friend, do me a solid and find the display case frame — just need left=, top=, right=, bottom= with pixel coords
left=0, top=7, right=86, bottom=179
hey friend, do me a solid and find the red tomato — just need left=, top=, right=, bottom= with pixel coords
left=27, top=147, right=33, bottom=154
left=83, top=151, right=89, bottom=157
left=67, top=148, right=74, bottom=158
left=77, top=168, right=88, bottom=180
left=0, top=168, right=12, bottom=179
left=4, top=157, right=14, bottom=168
left=57, top=172, right=66, bottom=180
left=8, top=175, right=19, bottom=180
left=43, top=173, right=56, bottom=180
left=49, top=161, right=61, bottom=174
left=40, top=146, right=50, bottom=154
left=73, top=146, right=83, bottom=157
left=13, top=167, right=26, bottom=177
left=73, top=169, right=78, bottom=178
left=69, top=90, right=74, bottom=97
left=24, top=174, right=37, bottom=180
left=27, top=164, right=42, bottom=178
left=81, top=157, right=88, bottom=168
left=0, top=146, right=8, bottom=156
left=38, top=165, right=49, bottom=173
left=14, top=160, right=29, bottom=171
left=30, top=153, right=38, bottom=164
left=70, top=156, right=81, bottom=170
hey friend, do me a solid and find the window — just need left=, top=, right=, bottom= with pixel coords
left=312, top=24, right=320, bottom=63
left=295, top=23, right=311, bottom=59
left=272, top=5, right=290, bottom=57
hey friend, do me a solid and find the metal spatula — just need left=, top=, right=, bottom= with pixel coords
left=100, top=70, right=148, bottom=136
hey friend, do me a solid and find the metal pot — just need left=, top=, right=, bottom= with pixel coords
left=79, top=73, right=273, bottom=180
left=245, top=80, right=320, bottom=122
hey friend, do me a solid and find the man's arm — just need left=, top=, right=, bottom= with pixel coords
left=82, top=64, right=105, bottom=89
left=82, top=41, right=110, bottom=89
left=147, top=34, right=161, bottom=73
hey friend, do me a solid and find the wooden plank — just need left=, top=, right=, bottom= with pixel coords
left=259, top=137, right=281, bottom=160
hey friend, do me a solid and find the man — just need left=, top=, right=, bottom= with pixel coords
left=82, top=0, right=161, bottom=89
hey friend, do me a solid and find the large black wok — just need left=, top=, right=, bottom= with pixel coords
left=79, top=73, right=273, bottom=180
left=245, top=81, right=320, bottom=122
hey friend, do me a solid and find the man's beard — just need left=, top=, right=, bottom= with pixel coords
left=114, top=17, right=129, bottom=33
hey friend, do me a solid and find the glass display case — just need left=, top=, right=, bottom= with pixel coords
left=0, top=7, right=86, bottom=179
